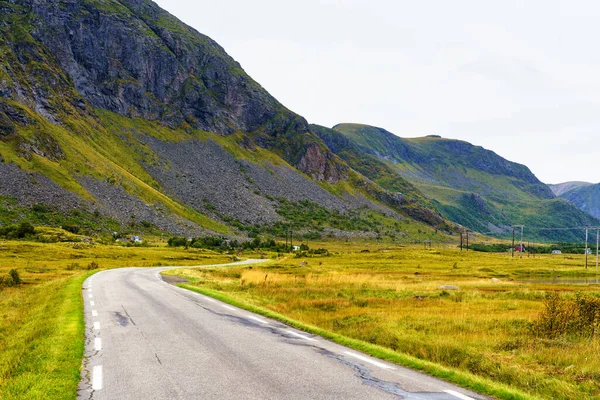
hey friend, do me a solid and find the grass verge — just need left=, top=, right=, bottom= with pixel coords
left=0, top=271, right=93, bottom=399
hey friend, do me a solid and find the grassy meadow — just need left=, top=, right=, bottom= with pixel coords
left=0, top=237, right=231, bottom=400
left=166, top=242, right=600, bottom=400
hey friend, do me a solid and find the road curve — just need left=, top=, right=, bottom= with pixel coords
left=78, top=261, right=488, bottom=400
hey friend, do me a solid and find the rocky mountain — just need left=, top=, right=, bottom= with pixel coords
left=549, top=182, right=593, bottom=197
left=0, top=0, right=595, bottom=243
left=0, top=0, right=446, bottom=241
left=551, top=182, right=600, bottom=219
left=313, top=123, right=598, bottom=241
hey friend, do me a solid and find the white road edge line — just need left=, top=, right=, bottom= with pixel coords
left=444, top=390, right=475, bottom=400
left=92, top=365, right=103, bottom=391
left=93, top=322, right=101, bottom=330
left=286, top=329, right=316, bottom=341
left=344, top=351, right=395, bottom=370
left=94, top=338, right=102, bottom=351
left=92, top=310, right=98, bottom=317
left=204, top=297, right=216, bottom=302
left=222, top=305, right=236, bottom=311
left=90, top=301, right=95, bottom=307
left=248, top=316, right=268, bottom=324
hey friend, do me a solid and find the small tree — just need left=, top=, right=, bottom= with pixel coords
left=16, top=222, right=35, bottom=238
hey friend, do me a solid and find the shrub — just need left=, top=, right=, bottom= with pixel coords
left=167, top=237, right=188, bottom=247
left=9, top=269, right=21, bottom=285
left=0, top=269, right=21, bottom=287
left=0, top=222, right=37, bottom=239
left=16, top=221, right=35, bottom=238
left=87, top=261, right=99, bottom=270
left=532, top=292, right=600, bottom=338
left=63, top=225, right=80, bottom=234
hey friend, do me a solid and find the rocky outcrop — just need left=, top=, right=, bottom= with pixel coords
left=297, top=143, right=348, bottom=184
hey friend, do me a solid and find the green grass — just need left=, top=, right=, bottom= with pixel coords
left=0, top=272, right=91, bottom=399
left=167, top=244, right=600, bottom=400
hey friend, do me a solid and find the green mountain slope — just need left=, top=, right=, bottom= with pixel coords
left=319, top=123, right=598, bottom=241
left=552, top=182, right=600, bottom=219
left=0, top=0, right=450, bottom=241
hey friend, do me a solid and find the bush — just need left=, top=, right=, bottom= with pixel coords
left=0, top=269, right=21, bottom=287
left=0, top=222, right=36, bottom=239
left=16, top=222, right=35, bottom=238
left=532, top=292, right=600, bottom=338
left=167, top=237, right=188, bottom=247
left=87, top=262, right=99, bottom=270
left=9, top=269, right=21, bottom=285
left=63, top=225, right=80, bottom=234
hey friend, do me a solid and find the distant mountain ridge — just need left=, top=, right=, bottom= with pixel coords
left=549, top=182, right=593, bottom=197
left=551, top=182, right=600, bottom=219
left=313, top=123, right=597, bottom=241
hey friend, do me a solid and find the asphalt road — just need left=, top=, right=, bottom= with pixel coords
left=78, top=260, right=488, bottom=400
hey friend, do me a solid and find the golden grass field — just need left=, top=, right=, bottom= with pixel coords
left=166, top=242, right=600, bottom=400
left=2, top=234, right=600, bottom=400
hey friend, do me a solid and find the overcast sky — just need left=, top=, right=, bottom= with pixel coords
left=154, top=0, right=600, bottom=184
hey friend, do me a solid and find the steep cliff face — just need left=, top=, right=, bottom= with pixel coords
left=0, top=0, right=353, bottom=183
left=6, top=0, right=290, bottom=134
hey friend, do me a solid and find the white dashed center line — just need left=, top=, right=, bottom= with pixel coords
left=444, top=390, right=475, bottom=400
left=92, top=365, right=103, bottom=390
left=93, top=321, right=101, bottom=330
left=92, top=310, right=98, bottom=317
left=248, top=316, right=268, bottom=325
left=286, top=330, right=316, bottom=341
left=88, top=294, right=93, bottom=299
left=344, top=351, right=395, bottom=370
left=94, top=337, right=102, bottom=351
left=90, top=301, right=95, bottom=307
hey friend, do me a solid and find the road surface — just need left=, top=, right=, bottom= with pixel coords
left=78, top=260, right=488, bottom=400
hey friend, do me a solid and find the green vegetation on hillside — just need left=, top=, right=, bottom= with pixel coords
left=324, top=123, right=600, bottom=241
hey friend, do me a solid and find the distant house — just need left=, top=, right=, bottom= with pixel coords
left=515, top=245, right=526, bottom=252
left=131, top=236, right=143, bottom=244
left=551, top=250, right=562, bottom=255
left=292, top=245, right=301, bottom=251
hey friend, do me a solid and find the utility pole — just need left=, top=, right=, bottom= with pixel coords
left=520, top=225, right=524, bottom=259
left=460, top=229, right=463, bottom=251
left=585, top=227, right=589, bottom=269
left=466, top=230, right=469, bottom=252
left=512, top=225, right=524, bottom=257
left=512, top=226, right=515, bottom=258
left=596, top=227, right=600, bottom=272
